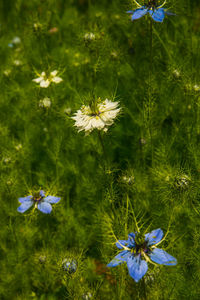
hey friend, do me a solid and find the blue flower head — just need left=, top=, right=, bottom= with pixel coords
left=17, top=190, right=61, bottom=214
left=107, top=228, right=177, bottom=282
left=127, top=1, right=174, bottom=23
left=62, top=258, right=78, bottom=274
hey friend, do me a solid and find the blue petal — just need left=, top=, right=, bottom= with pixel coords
left=149, top=248, right=177, bottom=266
left=37, top=202, right=52, bottom=214
left=18, top=195, right=33, bottom=203
left=127, top=10, right=134, bottom=14
left=116, top=240, right=129, bottom=249
left=127, top=254, right=148, bottom=282
left=43, top=196, right=61, bottom=204
left=128, top=233, right=136, bottom=247
left=145, top=228, right=163, bottom=246
left=107, top=250, right=131, bottom=267
left=40, top=190, right=45, bottom=197
left=17, top=200, right=34, bottom=213
left=149, top=8, right=165, bottom=22
left=128, top=232, right=135, bottom=239
left=130, top=8, right=148, bottom=21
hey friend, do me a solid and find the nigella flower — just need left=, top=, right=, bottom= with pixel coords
left=17, top=190, right=61, bottom=214
left=107, top=229, right=177, bottom=282
left=32, top=70, right=63, bottom=88
left=62, top=258, right=78, bottom=274
left=127, top=0, right=174, bottom=23
left=71, top=98, right=121, bottom=134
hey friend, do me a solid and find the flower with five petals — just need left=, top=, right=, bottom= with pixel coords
left=32, top=70, right=63, bottom=88
left=127, top=1, right=174, bottom=23
left=107, top=228, right=177, bottom=282
left=17, top=190, right=61, bottom=214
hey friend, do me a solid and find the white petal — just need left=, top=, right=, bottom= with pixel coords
left=40, top=80, right=50, bottom=88
left=51, top=70, right=58, bottom=76
left=33, top=77, right=43, bottom=83
left=91, top=117, right=105, bottom=130
left=52, top=76, right=63, bottom=83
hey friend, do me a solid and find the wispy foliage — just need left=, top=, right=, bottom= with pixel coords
left=0, top=0, right=200, bottom=299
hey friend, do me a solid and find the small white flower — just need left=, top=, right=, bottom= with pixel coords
left=193, top=84, right=200, bottom=92
left=12, top=37, right=21, bottom=44
left=72, top=98, right=121, bottom=134
left=13, top=59, right=22, bottom=66
left=122, top=175, right=134, bottom=185
left=3, top=157, right=11, bottom=164
left=172, top=69, right=180, bottom=79
left=33, top=70, right=63, bottom=88
left=4, top=69, right=11, bottom=76
left=84, top=32, right=95, bottom=41
left=82, top=292, right=92, bottom=300
left=39, top=97, right=51, bottom=108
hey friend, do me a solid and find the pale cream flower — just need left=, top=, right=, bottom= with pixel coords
left=72, top=99, right=120, bottom=134
left=33, top=70, right=63, bottom=88
left=193, top=84, right=200, bottom=92
left=4, top=69, right=11, bottom=76
left=13, top=59, right=22, bottom=66
left=12, top=37, right=21, bottom=44
left=39, top=97, right=51, bottom=108
left=84, top=32, right=95, bottom=41
left=172, top=69, right=180, bottom=79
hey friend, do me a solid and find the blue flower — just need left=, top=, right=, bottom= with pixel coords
left=17, top=190, right=61, bottom=214
left=127, top=2, right=174, bottom=23
left=62, top=258, right=78, bottom=274
left=107, top=229, right=177, bottom=282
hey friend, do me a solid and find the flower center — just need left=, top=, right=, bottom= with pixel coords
left=133, top=233, right=149, bottom=255
left=90, top=111, right=101, bottom=117
left=145, top=0, right=158, bottom=8
left=32, top=192, right=44, bottom=203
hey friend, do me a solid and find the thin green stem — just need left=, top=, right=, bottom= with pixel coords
left=127, top=195, right=140, bottom=232
left=142, top=277, right=148, bottom=300
left=125, top=194, right=129, bottom=236
left=148, top=18, right=153, bottom=164
left=97, top=131, right=109, bottom=170
left=153, top=26, right=172, bottom=61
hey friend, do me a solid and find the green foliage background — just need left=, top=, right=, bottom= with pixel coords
left=0, top=0, right=200, bottom=299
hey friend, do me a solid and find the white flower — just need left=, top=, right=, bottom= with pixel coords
left=33, top=70, right=63, bottom=88
left=39, top=97, right=51, bottom=108
left=12, top=37, right=21, bottom=44
left=13, top=59, right=22, bottom=66
left=172, top=69, right=180, bottom=79
left=122, top=175, right=134, bottom=185
left=193, top=84, right=200, bottom=92
left=3, top=69, right=11, bottom=76
left=84, top=32, right=95, bottom=41
left=72, top=99, right=121, bottom=134
left=3, top=157, right=11, bottom=164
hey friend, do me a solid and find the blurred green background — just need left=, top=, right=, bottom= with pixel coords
left=0, top=0, right=200, bottom=299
